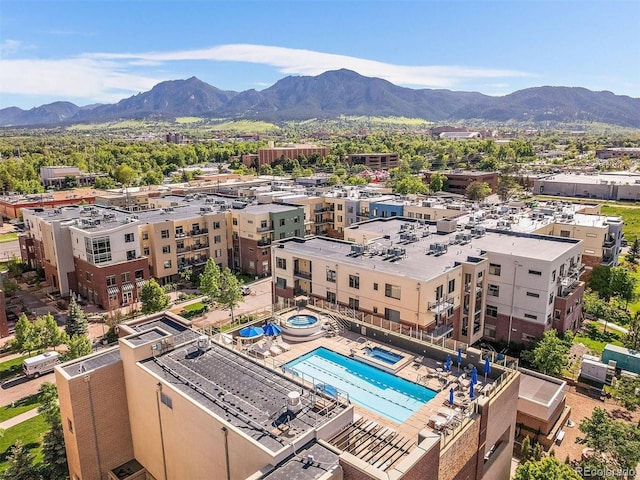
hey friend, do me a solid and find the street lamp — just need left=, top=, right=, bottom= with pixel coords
left=508, top=261, right=523, bottom=345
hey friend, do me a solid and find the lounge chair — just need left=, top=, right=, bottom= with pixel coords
left=412, top=356, right=424, bottom=369
left=275, top=340, right=291, bottom=351
left=249, top=343, right=271, bottom=358
left=268, top=343, right=283, bottom=356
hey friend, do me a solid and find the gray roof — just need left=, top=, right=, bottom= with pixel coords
left=278, top=217, right=580, bottom=282
left=519, top=371, right=564, bottom=406
left=243, top=203, right=301, bottom=214
left=142, top=341, right=347, bottom=452
left=263, top=442, right=339, bottom=480
left=61, top=348, right=121, bottom=377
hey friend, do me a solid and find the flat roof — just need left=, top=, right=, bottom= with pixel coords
left=518, top=371, right=564, bottom=406
left=537, top=172, right=640, bottom=185
left=0, top=188, right=100, bottom=205
left=142, top=341, right=347, bottom=452
left=263, top=442, right=339, bottom=480
left=243, top=203, right=301, bottom=214
left=61, top=348, right=122, bottom=377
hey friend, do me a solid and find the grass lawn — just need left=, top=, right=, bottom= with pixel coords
left=601, top=204, right=640, bottom=243
left=0, top=414, right=47, bottom=473
left=0, top=394, right=40, bottom=422
left=0, top=232, right=18, bottom=243
left=0, top=355, right=29, bottom=381
left=574, top=324, right=624, bottom=355
left=182, top=301, right=207, bottom=312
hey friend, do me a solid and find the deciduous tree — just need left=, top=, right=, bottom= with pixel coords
left=526, top=330, right=569, bottom=376
left=514, top=456, right=581, bottom=480
left=216, top=268, right=243, bottom=323
left=64, top=335, right=92, bottom=360
left=465, top=181, right=492, bottom=201
left=140, top=279, right=170, bottom=314
left=199, top=258, right=221, bottom=302
left=608, top=374, right=640, bottom=411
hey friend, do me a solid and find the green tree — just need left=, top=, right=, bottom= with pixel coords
left=94, top=176, right=116, bottom=189
left=589, top=266, right=637, bottom=308
left=38, top=313, right=65, bottom=351
left=393, top=175, right=428, bottom=194
left=13, top=313, right=38, bottom=355
left=608, top=375, right=640, bottom=411
left=465, top=181, right=492, bottom=201
left=496, top=175, right=522, bottom=202
left=65, top=298, right=88, bottom=338
left=623, top=311, right=640, bottom=350
left=526, top=330, right=569, bottom=376
left=1, top=441, right=37, bottom=480
left=216, top=268, right=243, bottom=323
left=429, top=172, right=447, bottom=192
left=38, top=383, right=68, bottom=480
left=579, top=407, right=640, bottom=472
left=65, top=334, right=92, bottom=360
left=140, top=279, right=170, bottom=314
left=114, top=164, right=137, bottom=186
left=514, top=456, right=581, bottom=480
left=199, top=258, right=221, bottom=303
left=627, top=238, right=640, bottom=264
left=520, top=436, right=532, bottom=461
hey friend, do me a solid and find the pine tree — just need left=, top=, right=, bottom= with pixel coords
left=532, top=442, right=544, bottom=461
left=627, top=238, right=640, bottom=264
left=1, top=441, right=37, bottom=480
left=41, top=420, right=69, bottom=480
left=521, top=436, right=532, bottom=461
left=65, top=298, right=88, bottom=338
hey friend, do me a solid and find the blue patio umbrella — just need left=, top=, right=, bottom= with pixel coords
left=239, top=326, right=264, bottom=338
left=483, top=357, right=491, bottom=381
left=471, top=365, right=478, bottom=385
left=469, top=382, right=475, bottom=399
left=457, top=347, right=463, bottom=372
left=445, top=354, right=452, bottom=372
left=449, top=387, right=455, bottom=407
left=263, top=323, right=282, bottom=337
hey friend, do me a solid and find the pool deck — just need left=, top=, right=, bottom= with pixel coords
left=240, top=309, right=495, bottom=442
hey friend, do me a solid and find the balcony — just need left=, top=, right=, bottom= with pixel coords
left=190, top=228, right=209, bottom=236
left=314, top=206, right=334, bottom=213
left=603, top=235, right=616, bottom=247
left=293, top=269, right=312, bottom=280
left=428, top=296, right=454, bottom=314
left=257, top=239, right=272, bottom=247
left=464, top=283, right=482, bottom=294
left=257, top=225, right=273, bottom=233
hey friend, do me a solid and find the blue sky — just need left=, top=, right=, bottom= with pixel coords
left=1, top=0, right=639, bottom=109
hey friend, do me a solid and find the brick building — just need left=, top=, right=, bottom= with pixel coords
left=423, top=171, right=499, bottom=196
left=257, top=144, right=329, bottom=167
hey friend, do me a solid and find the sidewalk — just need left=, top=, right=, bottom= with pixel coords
left=0, top=407, right=40, bottom=429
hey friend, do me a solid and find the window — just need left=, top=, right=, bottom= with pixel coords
left=521, top=333, right=537, bottom=342
left=276, top=277, right=287, bottom=289
left=233, top=218, right=238, bottom=226
left=294, top=217, right=299, bottom=223
left=247, top=220, right=253, bottom=225
left=280, top=219, right=286, bottom=226
left=160, top=392, right=173, bottom=409
left=435, top=285, right=443, bottom=300
left=337, top=204, right=343, bottom=211
left=327, top=291, right=336, bottom=303
left=177, top=240, right=184, bottom=249
left=175, top=226, right=183, bottom=235
left=554, top=309, right=561, bottom=319
left=260, top=220, right=268, bottom=229
left=135, top=269, right=144, bottom=279
left=547, top=313, right=552, bottom=324
left=384, top=283, right=401, bottom=300
left=528, top=269, right=542, bottom=276
left=214, top=249, right=222, bottom=258
left=85, top=237, right=112, bottom=264
left=448, top=279, right=455, bottom=294
left=488, top=284, right=499, bottom=297
left=348, top=275, right=360, bottom=289
left=326, top=269, right=336, bottom=282
left=85, top=271, right=91, bottom=281
left=526, top=292, right=540, bottom=298
left=214, top=235, right=221, bottom=244
left=192, top=223, right=200, bottom=232
left=552, top=270, right=556, bottom=281
left=106, top=275, right=116, bottom=286
left=279, top=232, right=285, bottom=240
left=124, top=233, right=134, bottom=243
left=67, top=419, right=73, bottom=433
left=486, top=305, right=498, bottom=317
left=373, top=306, right=378, bottom=314
left=347, top=206, right=353, bottom=214
left=164, top=260, right=172, bottom=269
left=560, top=230, right=570, bottom=238
left=549, top=293, right=554, bottom=305
left=276, top=257, right=287, bottom=269
left=586, top=233, right=597, bottom=238
left=348, top=298, right=359, bottom=310
left=121, top=272, right=130, bottom=282
left=161, top=229, right=169, bottom=238
left=162, top=245, right=171, bottom=254
left=337, top=215, right=343, bottom=222
left=126, top=250, right=136, bottom=260
left=373, top=282, right=378, bottom=291
left=143, top=247, right=150, bottom=256
left=212, top=221, right=221, bottom=230
left=484, top=324, right=496, bottom=339
left=489, top=263, right=501, bottom=276
left=524, top=313, right=538, bottom=320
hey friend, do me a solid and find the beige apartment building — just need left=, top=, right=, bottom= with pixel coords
left=273, top=217, right=584, bottom=344
left=56, top=311, right=521, bottom=480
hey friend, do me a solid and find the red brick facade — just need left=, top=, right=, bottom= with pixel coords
left=0, top=291, right=9, bottom=338
left=238, top=237, right=271, bottom=277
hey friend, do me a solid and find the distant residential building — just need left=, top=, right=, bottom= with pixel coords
left=439, top=132, right=482, bottom=140
left=0, top=188, right=98, bottom=219
left=346, top=153, right=399, bottom=170
left=423, top=170, right=499, bottom=196
left=39, top=166, right=101, bottom=188
left=595, top=147, right=640, bottom=159
left=165, top=132, right=184, bottom=144
left=533, top=172, right=640, bottom=201
left=257, top=144, right=329, bottom=167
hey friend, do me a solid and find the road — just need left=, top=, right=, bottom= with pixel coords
left=0, top=239, right=20, bottom=262
left=1, top=369, right=55, bottom=405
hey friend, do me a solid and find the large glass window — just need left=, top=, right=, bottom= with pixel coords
left=384, top=283, right=401, bottom=300
left=348, top=275, right=360, bottom=289
left=85, top=237, right=112, bottom=264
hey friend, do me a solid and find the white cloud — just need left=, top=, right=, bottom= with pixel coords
left=1, top=43, right=532, bottom=106
left=1, top=40, right=27, bottom=57
left=91, top=44, right=532, bottom=89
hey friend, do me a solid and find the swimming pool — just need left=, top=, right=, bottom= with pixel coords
left=364, top=346, right=403, bottom=365
left=285, top=347, right=436, bottom=423
left=286, top=315, right=319, bottom=327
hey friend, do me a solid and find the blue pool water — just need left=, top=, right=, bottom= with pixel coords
left=286, top=315, right=319, bottom=327
left=285, top=347, right=436, bottom=423
left=365, top=346, right=403, bottom=365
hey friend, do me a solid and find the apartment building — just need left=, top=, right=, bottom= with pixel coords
left=346, top=152, right=399, bottom=170
left=0, top=188, right=98, bottom=219
left=95, top=188, right=162, bottom=211
left=423, top=171, right=499, bottom=196
left=39, top=166, right=101, bottom=188
left=273, top=217, right=584, bottom=344
left=257, top=144, right=329, bottom=167
left=231, top=203, right=304, bottom=276
left=56, top=311, right=521, bottom=480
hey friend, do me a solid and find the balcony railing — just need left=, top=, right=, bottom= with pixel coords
left=190, top=228, right=209, bottom=236
left=257, top=225, right=273, bottom=233
left=428, top=296, right=454, bottom=314
left=603, top=235, right=616, bottom=247
left=293, top=270, right=312, bottom=280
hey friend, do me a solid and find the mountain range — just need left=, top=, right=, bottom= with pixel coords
left=2, top=69, right=639, bottom=128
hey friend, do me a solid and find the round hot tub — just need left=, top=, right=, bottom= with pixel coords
left=280, top=314, right=324, bottom=342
